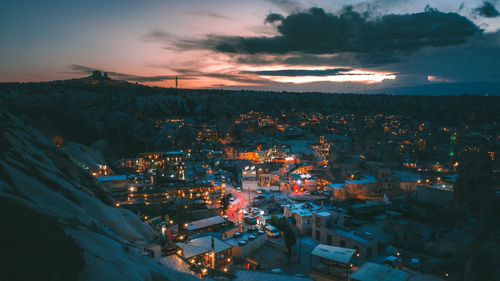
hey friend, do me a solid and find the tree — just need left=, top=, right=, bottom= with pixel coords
left=267, top=216, right=288, bottom=231
left=219, top=194, right=232, bottom=213
left=284, top=229, right=296, bottom=262
left=174, top=126, right=194, bottom=149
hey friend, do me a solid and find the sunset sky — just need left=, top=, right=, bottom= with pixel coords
left=2, top=0, right=500, bottom=92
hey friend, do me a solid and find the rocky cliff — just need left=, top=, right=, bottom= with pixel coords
left=0, top=110, right=197, bottom=281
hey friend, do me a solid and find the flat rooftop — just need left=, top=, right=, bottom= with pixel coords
left=311, top=244, right=356, bottom=264
left=234, top=269, right=314, bottom=281
left=328, top=228, right=371, bottom=244
left=176, top=236, right=232, bottom=259
left=97, top=175, right=127, bottom=181
left=350, top=262, right=410, bottom=281
left=346, top=175, right=377, bottom=185
left=185, top=215, right=227, bottom=231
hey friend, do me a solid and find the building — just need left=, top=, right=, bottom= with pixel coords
left=258, top=171, right=280, bottom=187
left=320, top=228, right=378, bottom=260
left=97, top=175, right=128, bottom=191
left=242, top=166, right=258, bottom=191
left=120, top=151, right=186, bottom=180
left=184, top=216, right=231, bottom=235
left=289, top=173, right=317, bottom=192
left=345, top=175, right=377, bottom=198
left=349, top=201, right=386, bottom=217
left=309, top=244, right=357, bottom=281
left=283, top=202, right=320, bottom=235
left=350, top=262, right=409, bottom=281
left=380, top=212, right=435, bottom=251
left=311, top=210, right=345, bottom=241
left=383, top=188, right=407, bottom=205
left=163, top=151, right=186, bottom=180
left=393, top=171, right=421, bottom=193
left=328, top=183, right=348, bottom=200
left=175, top=236, right=232, bottom=270
left=312, top=212, right=392, bottom=260
left=415, top=184, right=453, bottom=205
left=224, top=230, right=267, bottom=258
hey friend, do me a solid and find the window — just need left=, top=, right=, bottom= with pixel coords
left=327, top=234, right=332, bottom=245
left=316, top=217, right=321, bottom=227
left=315, top=230, right=321, bottom=240
left=340, top=240, right=345, bottom=247
left=367, top=247, right=372, bottom=258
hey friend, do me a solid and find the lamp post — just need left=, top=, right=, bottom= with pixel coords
left=211, top=236, right=215, bottom=269
left=161, top=226, right=166, bottom=245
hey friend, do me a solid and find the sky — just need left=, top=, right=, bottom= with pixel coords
left=1, top=0, right=500, bottom=93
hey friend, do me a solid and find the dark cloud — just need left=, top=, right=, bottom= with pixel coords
left=246, top=68, right=354, bottom=76
left=264, top=13, right=285, bottom=23
left=69, top=64, right=194, bottom=82
left=180, top=7, right=480, bottom=59
left=233, top=53, right=375, bottom=68
left=383, top=31, right=500, bottom=83
left=265, top=0, right=303, bottom=13
left=475, top=2, right=500, bottom=18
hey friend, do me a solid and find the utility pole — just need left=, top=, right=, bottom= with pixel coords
left=175, top=76, right=178, bottom=89
left=298, top=229, right=302, bottom=263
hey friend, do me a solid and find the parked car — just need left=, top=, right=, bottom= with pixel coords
left=247, top=227, right=257, bottom=233
left=256, top=189, right=263, bottom=194
left=410, top=258, right=421, bottom=268
left=238, top=239, right=248, bottom=246
left=248, top=235, right=256, bottom=241
left=271, top=268, right=283, bottom=274
left=384, top=256, right=402, bottom=268
left=304, top=191, right=310, bottom=195
left=265, top=225, right=281, bottom=237
left=233, top=232, right=242, bottom=238
left=244, top=217, right=257, bottom=225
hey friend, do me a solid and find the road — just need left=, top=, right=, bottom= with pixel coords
left=224, top=183, right=294, bottom=227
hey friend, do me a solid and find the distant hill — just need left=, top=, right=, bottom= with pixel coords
left=1, top=74, right=499, bottom=156
left=363, top=81, right=500, bottom=96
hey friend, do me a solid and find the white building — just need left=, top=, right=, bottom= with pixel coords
left=242, top=166, right=258, bottom=191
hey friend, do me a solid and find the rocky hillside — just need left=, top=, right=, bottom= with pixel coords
left=0, top=110, right=198, bottom=281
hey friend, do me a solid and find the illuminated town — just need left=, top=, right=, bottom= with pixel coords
left=84, top=106, right=497, bottom=280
